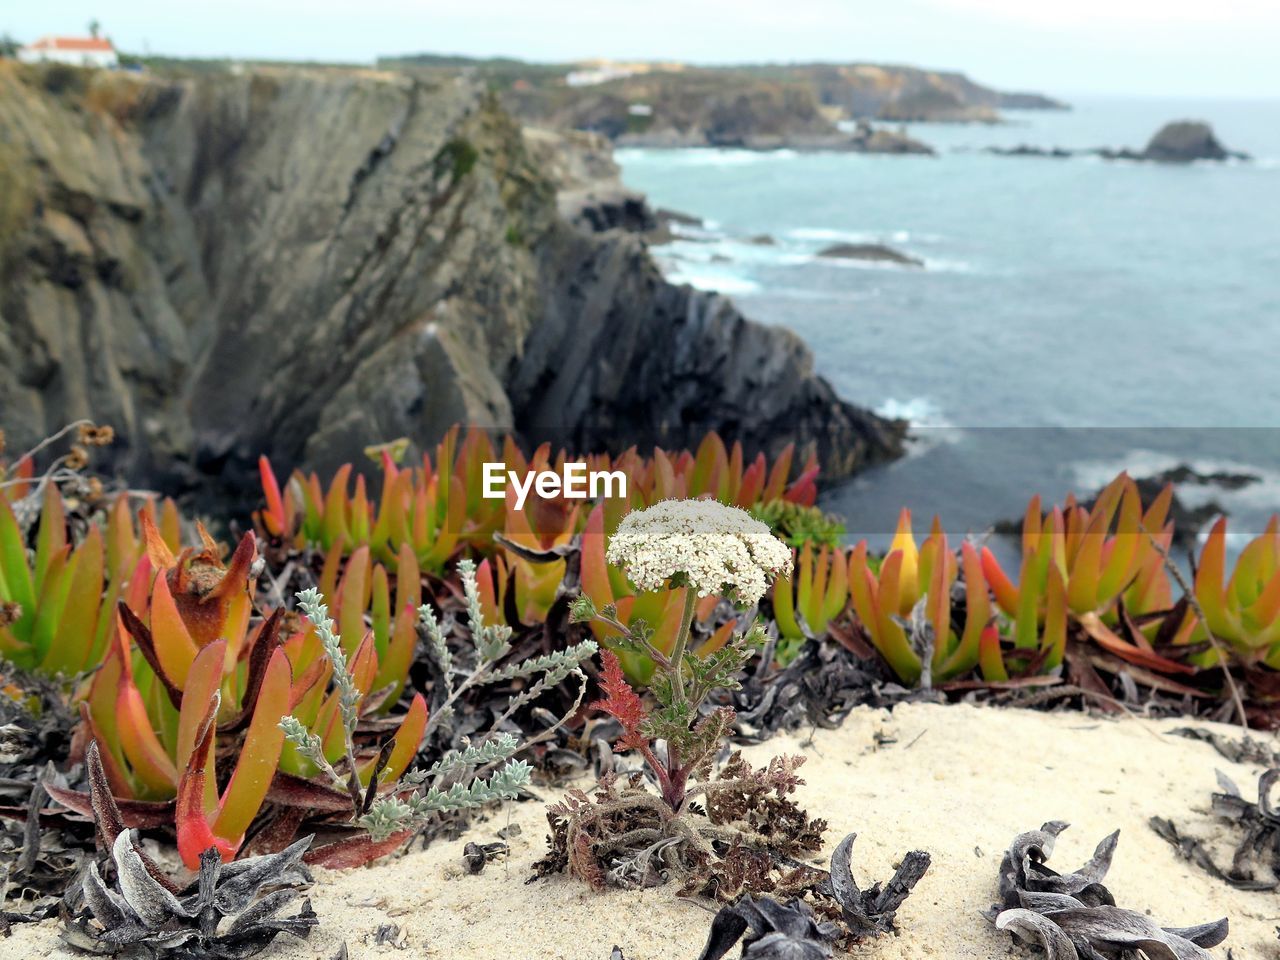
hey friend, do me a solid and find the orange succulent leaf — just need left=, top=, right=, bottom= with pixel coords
left=771, top=563, right=803, bottom=641
left=44, top=525, right=105, bottom=675
left=878, top=549, right=904, bottom=623
left=336, top=546, right=372, bottom=656
left=798, top=543, right=817, bottom=630
left=846, top=542, right=877, bottom=635
left=207, top=532, right=257, bottom=606
left=30, top=545, right=73, bottom=666
left=78, top=703, right=134, bottom=799
left=696, top=621, right=736, bottom=658
left=175, top=640, right=225, bottom=791
left=322, top=464, right=353, bottom=550
left=1078, top=611, right=1196, bottom=675
left=1014, top=548, right=1041, bottom=650
left=763, top=444, right=794, bottom=502
left=823, top=548, right=850, bottom=625
left=981, top=547, right=1020, bottom=617
left=736, top=456, right=766, bottom=509
left=938, top=542, right=988, bottom=680
left=138, top=509, right=178, bottom=571
left=116, top=679, right=179, bottom=797
left=363, top=693, right=428, bottom=787
left=580, top=505, right=615, bottom=612
left=888, top=510, right=918, bottom=614
left=1042, top=564, right=1068, bottom=670
left=213, top=646, right=292, bottom=842
left=143, top=570, right=199, bottom=688
left=318, top=539, right=345, bottom=601
left=86, top=633, right=129, bottom=774
left=1194, top=518, right=1237, bottom=638
left=979, top=625, right=1008, bottom=682
left=1020, top=495, right=1042, bottom=558
left=376, top=602, right=419, bottom=704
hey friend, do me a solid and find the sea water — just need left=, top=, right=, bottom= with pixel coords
left=617, top=97, right=1280, bottom=549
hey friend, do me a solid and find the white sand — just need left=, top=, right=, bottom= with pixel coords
left=6, top=702, right=1279, bottom=959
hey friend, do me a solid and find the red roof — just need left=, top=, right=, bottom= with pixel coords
left=25, top=36, right=115, bottom=53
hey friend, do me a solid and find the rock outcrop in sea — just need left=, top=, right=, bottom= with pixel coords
left=817, top=243, right=923, bottom=267
left=0, top=62, right=903, bottom=499
left=1139, top=120, right=1237, bottom=162
left=987, top=120, right=1248, bottom=163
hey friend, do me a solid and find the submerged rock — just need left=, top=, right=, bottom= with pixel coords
left=817, top=243, right=923, bottom=267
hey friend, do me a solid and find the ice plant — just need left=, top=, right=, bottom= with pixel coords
left=256, top=428, right=823, bottom=578
left=771, top=543, right=850, bottom=660
left=256, top=426, right=513, bottom=571
left=281, top=567, right=594, bottom=844
left=980, top=475, right=1189, bottom=676
left=750, top=500, right=846, bottom=549
left=843, top=514, right=964, bottom=683
left=1188, top=516, right=1280, bottom=666
left=0, top=489, right=179, bottom=677
left=981, top=475, right=1173, bottom=622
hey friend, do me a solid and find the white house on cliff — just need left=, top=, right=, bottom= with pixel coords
left=18, top=36, right=118, bottom=68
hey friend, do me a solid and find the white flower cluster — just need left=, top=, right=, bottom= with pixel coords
left=606, top=498, right=793, bottom=605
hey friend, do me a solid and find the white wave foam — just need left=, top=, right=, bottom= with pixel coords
left=1071, top=449, right=1280, bottom=517
left=875, top=397, right=954, bottom=429
left=785, top=227, right=881, bottom=243
left=874, top=397, right=962, bottom=458
left=619, top=148, right=797, bottom=168
left=786, top=227, right=945, bottom=245
left=664, top=268, right=761, bottom=295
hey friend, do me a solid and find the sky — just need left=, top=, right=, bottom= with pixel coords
left=6, top=0, right=1280, bottom=99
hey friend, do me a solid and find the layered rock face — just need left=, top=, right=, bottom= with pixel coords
left=0, top=63, right=901, bottom=498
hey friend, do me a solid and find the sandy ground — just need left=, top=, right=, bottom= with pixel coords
left=6, top=702, right=1280, bottom=960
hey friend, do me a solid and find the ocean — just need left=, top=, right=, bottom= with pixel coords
left=616, top=97, right=1280, bottom=552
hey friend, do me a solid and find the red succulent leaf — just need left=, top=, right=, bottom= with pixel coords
left=265, top=771, right=355, bottom=812
left=303, top=830, right=413, bottom=869
left=258, top=456, right=287, bottom=538
left=175, top=694, right=238, bottom=869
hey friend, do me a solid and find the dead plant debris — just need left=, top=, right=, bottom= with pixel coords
left=61, top=833, right=317, bottom=959
left=1152, top=766, right=1280, bottom=891
left=992, top=821, right=1228, bottom=960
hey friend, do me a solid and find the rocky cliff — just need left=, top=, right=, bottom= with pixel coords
left=0, top=62, right=902, bottom=499
left=506, top=70, right=931, bottom=152
left=386, top=55, right=1067, bottom=128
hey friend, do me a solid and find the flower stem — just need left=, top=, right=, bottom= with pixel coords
left=668, top=587, right=699, bottom=707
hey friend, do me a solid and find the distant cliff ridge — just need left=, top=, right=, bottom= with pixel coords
left=0, top=62, right=903, bottom=500
left=382, top=55, right=1068, bottom=133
